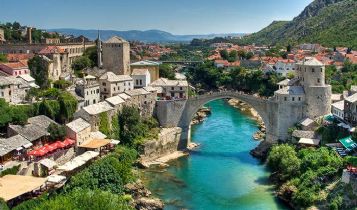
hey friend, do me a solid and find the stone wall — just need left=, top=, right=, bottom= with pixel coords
left=305, top=86, right=332, bottom=119
left=138, top=127, right=182, bottom=161
left=155, top=100, right=187, bottom=127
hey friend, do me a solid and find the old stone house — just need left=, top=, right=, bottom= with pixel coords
left=130, top=60, right=160, bottom=83
left=66, top=118, right=91, bottom=147
left=150, top=78, right=189, bottom=100
left=99, top=71, right=133, bottom=99
left=0, top=76, right=30, bottom=104
left=131, top=68, right=151, bottom=88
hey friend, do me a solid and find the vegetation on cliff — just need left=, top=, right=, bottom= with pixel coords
left=185, top=61, right=284, bottom=96
left=239, top=0, right=357, bottom=48
left=12, top=147, right=137, bottom=210
left=266, top=144, right=357, bottom=209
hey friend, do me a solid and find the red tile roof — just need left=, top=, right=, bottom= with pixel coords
left=39, top=46, right=65, bottom=54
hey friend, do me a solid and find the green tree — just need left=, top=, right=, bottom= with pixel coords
left=99, top=112, right=110, bottom=136
left=0, top=54, right=8, bottom=62
left=159, top=64, right=176, bottom=80
left=220, top=49, right=229, bottom=60
left=28, top=56, right=50, bottom=89
left=47, top=123, right=66, bottom=141
left=71, top=56, right=93, bottom=76
left=118, top=106, right=148, bottom=146
left=228, top=50, right=238, bottom=62
left=38, top=99, right=56, bottom=120
left=267, top=144, right=301, bottom=181
left=83, top=46, right=98, bottom=67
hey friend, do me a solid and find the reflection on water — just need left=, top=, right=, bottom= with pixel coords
left=142, top=100, right=288, bottom=210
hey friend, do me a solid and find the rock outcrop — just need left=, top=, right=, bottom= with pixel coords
left=191, top=107, right=211, bottom=125
left=125, top=180, right=164, bottom=210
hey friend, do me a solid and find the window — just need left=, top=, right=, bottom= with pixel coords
left=87, top=91, right=88, bottom=95
left=312, top=68, right=315, bottom=73
left=102, top=82, right=106, bottom=86
left=113, top=87, right=115, bottom=91
left=171, top=87, right=174, bottom=90
left=321, top=68, right=323, bottom=72
left=298, top=97, right=301, bottom=101
left=317, top=79, right=320, bottom=83
left=284, top=97, right=287, bottom=101
left=96, top=89, right=99, bottom=94
left=180, top=87, right=183, bottom=90
left=104, top=88, right=107, bottom=92
left=140, top=80, right=142, bottom=85
left=292, top=97, right=295, bottom=101
left=136, top=80, right=139, bottom=85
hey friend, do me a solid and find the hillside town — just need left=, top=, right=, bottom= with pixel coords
left=0, top=18, right=356, bottom=209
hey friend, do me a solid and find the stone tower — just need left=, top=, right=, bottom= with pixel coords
left=102, top=36, right=130, bottom=75
left=96, top=30, right=103, bottom=68
left=296, top=57, right=331, bottom=119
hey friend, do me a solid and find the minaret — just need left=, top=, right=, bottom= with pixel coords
left=96, top=30, right=103, bottom=68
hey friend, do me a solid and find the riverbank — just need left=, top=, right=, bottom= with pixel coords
left=227, top=99, right=266, bottom=140
left=142, top=99, right=287, bottom=210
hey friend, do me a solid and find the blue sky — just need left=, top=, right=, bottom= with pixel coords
left=0, top=0, right=312, bottom=34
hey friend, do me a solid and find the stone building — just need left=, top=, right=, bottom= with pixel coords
left=73, top=101, right=115, bottom=131
left=295, top=57, right=332, bottom=119
left=130, top=60, right=160, bottom=83
left=332, top=100, right=345, bottom=121
left=66, top=118, right=91, bottom=147
left=105, top=95, right=125, bottom=112
left=0, top=61, right=30, bottom=76
left=74, top=75, right=100, bottom=108
left=343, top=93, right=357, bottom=126
left=0, top=76, right=30, bottom=104
left=38, top=46, right=69, bottom=81
left=150, top=78, right=189, bottom=100
left=101, top=36, right=130, bottom=75
left=271, top=57, right=331, bottom=138
left=124, top=88, right=156, bottom=117
left=131, top=68, right=150, bottom=88
left=99, top=71, right=133, bottom=99
left=0, top=42, right=95, bottom=66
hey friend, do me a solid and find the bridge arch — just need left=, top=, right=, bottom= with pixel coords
left=178, top=91, right=279, bottom=149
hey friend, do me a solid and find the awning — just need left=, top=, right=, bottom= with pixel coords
left=78, top=139, right=111, bottom=149
left=298, top=138, right=320, bottom=146
left=110, top=139, right=120, bottom=145
left=339, top=136, right=357, bottom=150
left=63, top=138, right=75, bottom=146
left=57, top=151, right=98, bottom=172
left=0, top=175, right=46, bottom=201
left=23, top=143, right=33, bottom=149
left=16, top=147, right=23, bottom=151
left=47, top=175, right=66, bottom=184
left=27, top=148, right=47, bottom=157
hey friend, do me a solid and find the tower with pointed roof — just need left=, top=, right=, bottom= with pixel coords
left=101, top=36, right=130, bottom=75
left=96, top=30, right=103, bottom=68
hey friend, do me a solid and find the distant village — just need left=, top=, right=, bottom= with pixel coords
left=0, top=24, right=356, bottom=207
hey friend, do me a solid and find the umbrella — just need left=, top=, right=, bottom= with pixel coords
left=52, top=141, right=66, bottom=149
left=27, top=149, right=47, bottom=157
left=43, top=144, right=56, bottom=152
left=63, top=138, right=75, bottom=146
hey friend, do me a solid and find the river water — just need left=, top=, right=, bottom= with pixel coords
left=143, top=99, right=288, bottom=210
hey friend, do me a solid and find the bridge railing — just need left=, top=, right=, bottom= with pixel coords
left=191, top=90, right=269, bottom=100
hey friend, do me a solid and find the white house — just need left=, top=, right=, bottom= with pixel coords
left=99, top=71, right=133, bottom=99
left=273, top=59, right=296, bottom=77
left=131, top=68, right=151, bottom=88
left=331, top=100, right=344, bottom=121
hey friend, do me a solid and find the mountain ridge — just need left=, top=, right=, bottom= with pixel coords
left=47, top=28, right=244, bottom=43
left=241, top=0, right=357, bottom=48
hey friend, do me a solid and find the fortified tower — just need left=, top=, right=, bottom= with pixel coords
left=296, top=57, right=331, bottom=119
left=101, top=36, right=130, bottom=75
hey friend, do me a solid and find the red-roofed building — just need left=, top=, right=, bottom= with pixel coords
left=0, top=61, right=30, bottom=76
left=346, top=54, right=357, bottom=64
left=6, top=53, right=34, bottom=62
left=39, top=46, right=66, bottom=54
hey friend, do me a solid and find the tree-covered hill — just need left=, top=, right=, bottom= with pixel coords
left=241, top=0, right=357, bottom=48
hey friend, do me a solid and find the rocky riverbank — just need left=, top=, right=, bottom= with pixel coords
left=191, top=107, right=211, bottom=125
left=125, top=179, right=164, bottom=210
left=227, top=99, right=266, bottom=140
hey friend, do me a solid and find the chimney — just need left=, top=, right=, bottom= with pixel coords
left=27, top=27, right=32, bottom=44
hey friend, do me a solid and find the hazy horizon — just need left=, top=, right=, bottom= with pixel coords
left=0, top=0, right=312, bottom=35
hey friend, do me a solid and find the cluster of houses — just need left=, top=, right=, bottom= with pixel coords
left=209, top=42, right=357, bottom=78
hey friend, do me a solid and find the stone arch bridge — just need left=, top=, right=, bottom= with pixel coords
left=156, top=91, right=304, bottom=149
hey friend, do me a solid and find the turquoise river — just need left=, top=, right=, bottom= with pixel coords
left=143, top=99, right=289, bottom=210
